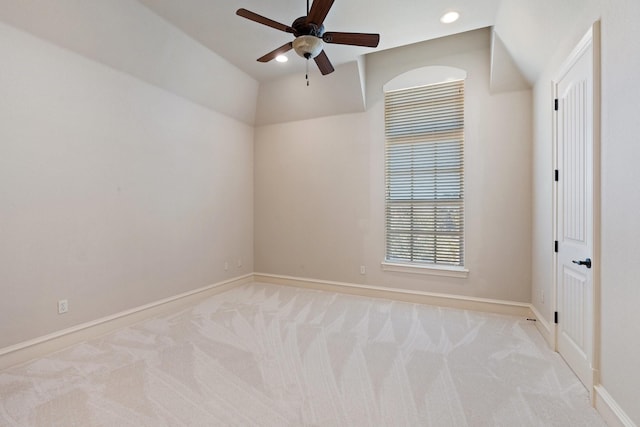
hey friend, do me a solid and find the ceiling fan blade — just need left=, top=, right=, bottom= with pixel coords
left=306, top=0, right=335, bottom=26
left=236, top=8, right=295, bottom=33
left=314, top=50, right=335, bottom=75
left=257, top=42, right=293, bottom=62
left=322, top=32, right=380, bottom=47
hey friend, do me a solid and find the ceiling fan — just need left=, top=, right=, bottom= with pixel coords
left=236, top=0, right=380, bottom=76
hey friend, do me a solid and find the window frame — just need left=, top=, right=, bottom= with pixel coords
left=383, top=79, right=467, bottom=276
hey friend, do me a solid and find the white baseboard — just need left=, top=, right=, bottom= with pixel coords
left=0, top=274, right=252, bottom=371
left=4, top=272, right=633, bottom=427
left=254, top=273, right=532, bottom=317
left=594, top=385, right=637, bottom=427
left=529, top=304, right=555, bottom=348
left=0, top=273, right=542, bottom=372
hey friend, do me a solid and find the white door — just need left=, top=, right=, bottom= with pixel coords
left=555, top=29, right=596, bottom=392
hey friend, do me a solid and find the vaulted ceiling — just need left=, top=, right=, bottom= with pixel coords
left=0, top=0, right=601, bottom=124
left=139, top=0, right=504, bottom=82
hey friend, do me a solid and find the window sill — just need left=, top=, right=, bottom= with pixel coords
left=381, top=261, right=469, bottom=278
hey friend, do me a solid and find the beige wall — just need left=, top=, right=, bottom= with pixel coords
left=255, top=112, right=370, bottom=284
left=255, top=29, right=533, bottom=303
left=599, top=3, right=640, bottom=421
left=0, top=22, right=254, bottom=349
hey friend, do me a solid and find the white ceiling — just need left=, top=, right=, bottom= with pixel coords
left=138, top=0, right=504, bottom=82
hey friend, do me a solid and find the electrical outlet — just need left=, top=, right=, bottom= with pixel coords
left=237, top=258, right=242, bottom=268
left=224, top=261, right=229, bottom=271
left=360, top=265, right=366, bottom=275
left=58, top=299, right=68, bottom=314
left=541, top=290, right=545, bottom=303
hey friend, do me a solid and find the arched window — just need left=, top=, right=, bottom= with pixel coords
left=384, top=67, right=466, bottom=267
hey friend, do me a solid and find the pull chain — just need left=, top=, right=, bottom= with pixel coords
left=305, top=0, right=310, bottom=86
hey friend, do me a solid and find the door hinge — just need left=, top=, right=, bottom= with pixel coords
left=554, top=311, right=559, bottom=324
left=554, top=169, right=559, bottom=181
left=554, top=240, right=558, bottom=253
left=554, top=98, right=559, bottom=111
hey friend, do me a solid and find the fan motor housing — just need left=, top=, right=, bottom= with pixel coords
left=292, top=16, right=324, bottom=37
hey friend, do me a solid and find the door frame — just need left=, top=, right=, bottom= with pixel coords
left=552, top=21, right=601, bottom=400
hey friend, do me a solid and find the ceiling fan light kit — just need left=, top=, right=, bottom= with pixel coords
left=293, top=35, right=324, bottom=59
left=236, top=0, right=380, bottom=76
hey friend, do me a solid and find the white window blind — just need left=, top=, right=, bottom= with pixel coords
left=385, top=80, right=465, bottom=267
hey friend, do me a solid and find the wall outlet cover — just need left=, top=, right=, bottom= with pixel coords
left=58, top=299, right=68, bottom=314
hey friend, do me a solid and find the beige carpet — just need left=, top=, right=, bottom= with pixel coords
left=0, top=282, right=605, bottom=426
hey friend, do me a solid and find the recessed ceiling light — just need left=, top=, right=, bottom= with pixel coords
left=440, top=11, right=460, bottom=24
left=275, top=55, right=288, bottom=63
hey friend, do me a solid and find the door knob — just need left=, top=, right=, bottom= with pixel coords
left=572, top=258, right=592, bottom=269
